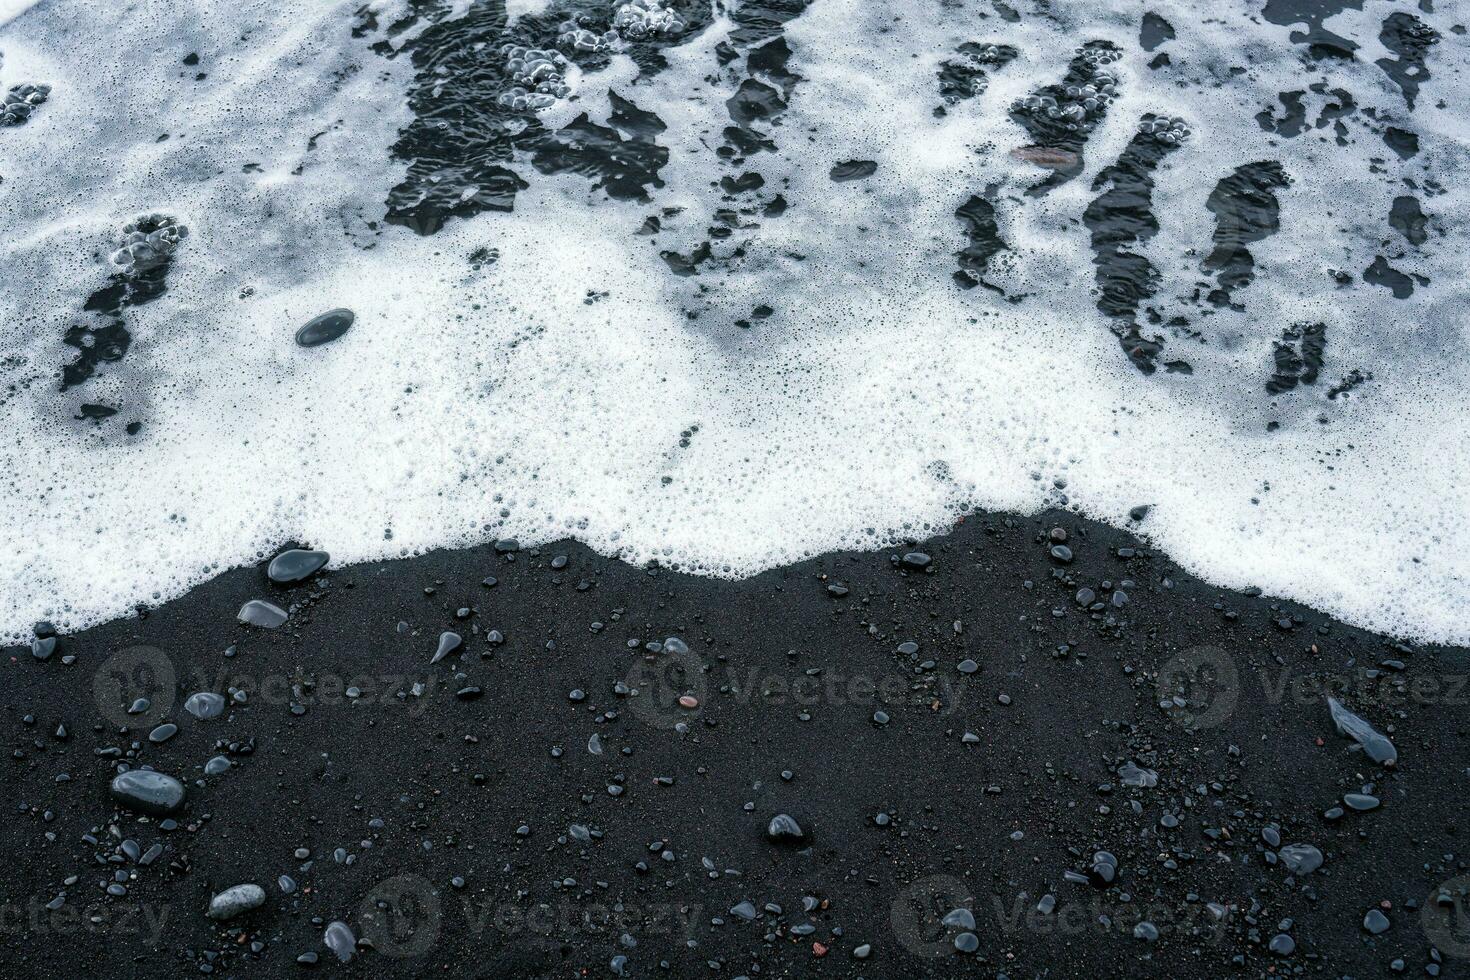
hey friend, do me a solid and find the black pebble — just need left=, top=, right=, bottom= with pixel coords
left=295, top=309, right=355, bottom=348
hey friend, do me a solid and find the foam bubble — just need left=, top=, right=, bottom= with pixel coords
left=1, top=0, right=1468, bottom=644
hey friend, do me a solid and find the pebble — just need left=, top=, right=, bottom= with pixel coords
left=1363, top=909, right=1390, bottom=935
left=1327, top=696, right=1398, bottom=765
left=1050, top=544, right=1073, bottom=563
left=110, top=770, right=185, bottom=816
left=237, top=599, right=288, bottom=628
left=431, top=631, right=462, bottom=664
left=767, top=813, right=804, bottom=841
left=206, top=883, right=266, bottom=920
left=184, top=692, right=227, bottom=720
left=957, top=658, right=978, bottom=674
left=1269, top=933, right=1296, bottom=955
left=942, top=908, right=976, bottom=930
left=295, top=309, right=355, bottom=348
left=323, top=920, right=356, bottom=962
left=1277, top=843, right=1323, bottom=875
left=267, top=549, right=329, bottom=584
left=900, top=551, right=931, bottom=569
left=148, top=723, right=177, bottom=743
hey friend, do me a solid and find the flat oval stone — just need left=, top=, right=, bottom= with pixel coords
left=110, top=769, right=185, bottom=816
left=207, top=883, right=266, bottom=920
left=267, top=549, right=329, bottom=584
left=295, top=309, right=354, bottom=347
left=238, top=599, right=288, bottom=628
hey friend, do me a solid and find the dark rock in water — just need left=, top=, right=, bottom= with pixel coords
left=1278, top=843, right=1324, bottom=874
left=323, top=920, right=356, bottom=962
left=1327, top=696, right=1397, bottom=765
left=207, top=883, right=266, bottom=920
left=110, top=770, right=185, bottom=816
left=238, top=599, right=288, bottom=628
left=767, top=813, right=804, bottom=841
left=295, top=309, right=355, bottom=348
left=267, top=549, right=329, bottom=584
left=830, top=160, right=878, bottom=182
left=184, top=691, right=226, bottom=720
left=431, top=631, right=462, bottom=664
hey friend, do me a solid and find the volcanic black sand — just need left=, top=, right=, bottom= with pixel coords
left=4, top=511, right=1470, bottom=978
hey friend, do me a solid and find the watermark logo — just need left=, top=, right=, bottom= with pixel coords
left=1156, top=645, right=1237, bottom=730
left=625, top=644, right=707, bottom=730
left=93, top=646, right=176, bottom=728
left=890, top=875, right=976, bottom=958
left=1423, top=875, right=1470, bottom=959
left=0, top=898, right=170, bottom=943
left=360, top=875, right=441, bottom=958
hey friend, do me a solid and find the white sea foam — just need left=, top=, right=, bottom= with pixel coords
left=1, top=0, right=1467, bottom=643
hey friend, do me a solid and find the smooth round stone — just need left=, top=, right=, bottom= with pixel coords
left=900, top=551, right=931, bottom=569
left=238, top=599, right=288, bottom=628
left=31, top=635, right=57, bottom=660
left=110, top=769, right=185, bottom=816
left=148, top=723, right=177, bottom=743
left=1363, top=909, right=1390, bottom=935
left=204, top=755, right=232, bottom=775
left=267, top=549, right=329, bottom=584
left=185, top=691, right=227, bottom=720
left=1269, top=933, right=1295, bottom=955
left=941, top=908, right=976, bottom=930
left=853, top=944, right=871, bottom=959
left=1050, top=544, right=1073, bottom=563
left=957, top=659, right=978, bottom=674
left=1344, top=792, right=1380, bottom=811
left=766, top=813, right=804, bottom=841
left=207, top=883, right=266, bottom=920
left=953, top=931, right=979, bottom=953
left=295, top=309, right=354, bottom=348
left=323, top=920, right=356, bottom=962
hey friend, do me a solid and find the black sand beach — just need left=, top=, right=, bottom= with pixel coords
left=5, top=511, right=1469, bottom=977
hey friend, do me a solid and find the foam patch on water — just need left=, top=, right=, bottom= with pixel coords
left=1, top=0, right=1468, bottom=644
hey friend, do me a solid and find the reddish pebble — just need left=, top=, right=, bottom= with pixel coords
left=812, top=942, right=828, bottom=957
left=678, top=695, right=699, bottom=709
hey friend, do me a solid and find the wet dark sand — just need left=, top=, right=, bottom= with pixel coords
left=4, top=510, right=1469, bottom=977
